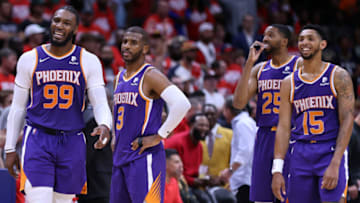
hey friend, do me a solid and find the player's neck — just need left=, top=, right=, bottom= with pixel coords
left=271, top=51, right=290, bottom=66
left=124, top=58, right=146, bottom=76
left=47, top=43, right=74, bottom=57
left=302, top=55, right=324, bottom=73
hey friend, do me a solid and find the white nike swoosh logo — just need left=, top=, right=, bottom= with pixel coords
left=289, top=140, right=296, bottom=144
left=294, top=83, right=304, bottom=90
left=39, top=57, right=50, bottom=63
left=262, top=68, right=271, bottom=72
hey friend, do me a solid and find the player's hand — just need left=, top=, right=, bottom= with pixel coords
left=131, top=134, right=162, bottom=155
left=91, top=124, right=110, bottom=149
left=219, top=168, right=232, bottom=182
left=111, top=135, right=116, bottom=152
left=272, top=172, right=286, bottom=202
left=5, top=152, right=17, bottom=178
left=348, top=185, right=358, bottom=200
left=321, top=162, right=339, bottom=190
left=248, top=41, right=265, bottom=64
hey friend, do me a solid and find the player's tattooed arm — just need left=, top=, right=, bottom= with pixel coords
left=322, top=67, right=355, bottom=190
left=233, top=61, right=264, bottom=110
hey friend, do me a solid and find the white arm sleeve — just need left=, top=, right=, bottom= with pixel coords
left=158, top=85, right=191, bottom=138
left=81, top=49, right=105, bottom=89
left=88, top=86, right=112, bottom=130
left=4, top=85, right=29, bottom=153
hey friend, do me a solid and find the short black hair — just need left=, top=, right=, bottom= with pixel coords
left=165, top=148, right=179, bottom=159
left=300, top=24, right=327, bottom=41
left=271, top=24, right=292, bottom=42
left=0, top=48, right=16, bottom=65
left=125, top=26, right=150, bottom=45
left=225, top=96, right=242, bottom=116
left=202, top=103, right=217, bottom=113
left=189, top=113, right=207, bottom=125
left=58, top=5, right=80, bottom=25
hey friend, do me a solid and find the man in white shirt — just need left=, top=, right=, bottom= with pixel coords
left=222, top=96, right=257, bottom=203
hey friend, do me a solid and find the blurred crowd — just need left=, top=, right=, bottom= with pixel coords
left=1, top=0, right=360, bottom=203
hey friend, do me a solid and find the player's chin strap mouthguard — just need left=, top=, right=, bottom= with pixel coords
left=138, top=137, right=143, bottom=148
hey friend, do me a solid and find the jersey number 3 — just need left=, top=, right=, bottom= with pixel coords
left=116, top=106, right=124, bottom=130
left=43, top=84, right=74, bottom=109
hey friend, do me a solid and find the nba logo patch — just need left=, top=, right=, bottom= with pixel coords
left=283, top=66, right=291, bottom=74
left=131, top=77, right=139, bottom=86
left=320, top=77, right=329, bottom=86
left=69, top=56, right=79, bottom=65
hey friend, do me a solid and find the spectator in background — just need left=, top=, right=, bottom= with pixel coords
left=23, top=24, right=44, bottom=52
left=168, top=40, right=202, bottom=90
left=0, top=48, right=16, bottom=91
left=168, top=0, right=188, bottom=36
left=185, top=0, right=214, bottom=41
left=77, top=7, right=107, bottom=42
left=172, top=91, right=205, bottom=135
left=9, top=0, right=30, bottom=24
left=143, top=0, right=176, bottom=39
left=221, top=97, right=257, bottom=203
left=165, top=149, right=184, bottom=203
left=77, top=32, right=104, bottom=58
left=336, top=34, right=358, bottom=75
left=146, top=31, right=167, bottom=71
left=0, top=1, right=18, bottom=48
left=0, top=89, right=22, bottom=203
left=165, top=113, right=213, bottom=203
left=201, top=104, right=236, bottom=203
left=348, top=113, right=360, bottom=203
left=232, top=14, right=262, bottom=58
left=77, top=91, right=113, bottom=203
left=92, top=0, right=117, bottom=40
left=101, top=44, right=118, bottom=93
left=196, top=22, right=216, bottom=68
left=202, top=71, right=225, bottom=111
left=162, top=36, right=185, bottom=75
left=18, top=0, right=50, bottom=34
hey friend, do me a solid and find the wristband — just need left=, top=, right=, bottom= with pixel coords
left=271, top=159, right=284, bottom=174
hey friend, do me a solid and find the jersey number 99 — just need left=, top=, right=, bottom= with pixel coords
left=43, top=84, right=74, bottom=109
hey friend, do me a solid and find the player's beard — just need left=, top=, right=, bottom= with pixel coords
left=123, top=49, right=142, bottom=64
left=192, top=128, right=206, bottom=141
left=300, top=46, right=320, bottom=60
left=50, top=31, right=74, bottom=47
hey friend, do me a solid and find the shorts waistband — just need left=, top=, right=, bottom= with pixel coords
left=26, top=121, right=81, bottom=136
left=296, top=139, right=331, bottom=144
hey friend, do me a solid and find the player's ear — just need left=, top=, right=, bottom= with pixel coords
left=320, top=40, right=327, bottom=50
left=281, top=38, right=288, bottom=48
left=143, top=44, right=150, bottom=55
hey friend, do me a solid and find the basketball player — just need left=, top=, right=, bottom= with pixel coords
left=4, top=6, right=112, bottom=203
left=233, top=24, right=301, bottom=202
left=111, top=26, right=190, bottom=203
left=272, top=24, right=354, bottom=203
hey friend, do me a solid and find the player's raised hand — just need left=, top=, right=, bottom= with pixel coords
left=272, top=172, right=286, bottom=202
left=91, top=124, right=110, bottom=149
left=5, top=152, right=17, bottom=178
left=321, top=162, right=339, bottom=190
left=248, top=41, right=265, bottom=64
left=131, top=134, right=162, bottom=155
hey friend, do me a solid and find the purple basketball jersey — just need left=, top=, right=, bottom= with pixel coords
left=113, top=64, right=165, bottom=167
left=291, top=63, right=339, bottom=142
left=26, top=45, right=86, bottom=130
left=256, top=56, right=299, bottom=127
